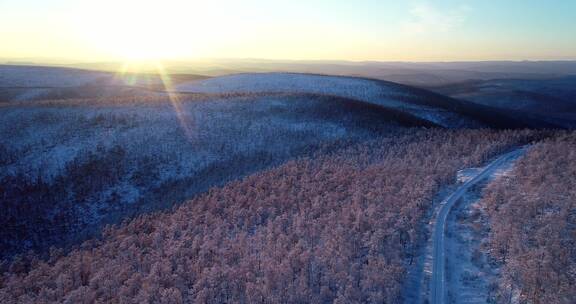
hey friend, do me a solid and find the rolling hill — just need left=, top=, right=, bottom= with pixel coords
left=0, top=67, right=569, bottom=259
left=426, top=76, right=576, bottom=128
left=175, top=72, right=562, bottom=129
left=1, top=91, right=426, bottom=259
left=2, top=65, right=569, bottom=128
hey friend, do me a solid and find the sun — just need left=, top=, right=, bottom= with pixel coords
left=82, top=19, right=184, bottom=62
left=76, top=0, right=198, bottom=61
left=110, top=35, right=176, bottom=62
left=72, top=0, right=249, bottom=62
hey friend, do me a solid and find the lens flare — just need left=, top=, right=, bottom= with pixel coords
left=154, top=62, right=196, bottom=141
left=115, top=61, right=195, bottom=141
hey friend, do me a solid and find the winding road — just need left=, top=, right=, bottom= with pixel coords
left=429, top=147, right=527, bottom=304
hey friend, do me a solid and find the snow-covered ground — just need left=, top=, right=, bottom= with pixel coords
left=175, top=73, right=481, bottom=128
left=444, top=154, right=522, bottom=304
left=445, top=190, right=499, bottom=304
left=1, top=94, right=368, bottom=192
left=1, top=93, right=402, bottom=257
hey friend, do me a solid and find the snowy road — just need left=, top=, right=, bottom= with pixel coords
left=429, top=147, right=527, bottom=304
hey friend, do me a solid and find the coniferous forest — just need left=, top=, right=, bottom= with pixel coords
left=1, top=129, right=545, bottom=303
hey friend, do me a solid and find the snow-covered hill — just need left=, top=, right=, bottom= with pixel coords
left=0, top=65, right=165, bottom=102
left=175, top=73, right=485, bottom=128
left=1, top=93, right=415, bottom=258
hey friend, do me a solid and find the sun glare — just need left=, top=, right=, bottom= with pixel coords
left=76, top=0, right=203, bottom=61
left=114, top=60, right=196, bottom=141
left=83, top=21, right=185, bottom=61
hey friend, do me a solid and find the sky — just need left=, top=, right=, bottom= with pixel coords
left=1, top=0, right=575, bottom=62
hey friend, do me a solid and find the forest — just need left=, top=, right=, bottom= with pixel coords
left=0, top=93, right=413, bottom=259
left=0, top=129, right=539, bottom=303
left=482, top=133, right=576, bottom=304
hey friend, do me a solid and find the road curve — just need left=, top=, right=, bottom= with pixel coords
left=429, top=147, right=527, bottom=304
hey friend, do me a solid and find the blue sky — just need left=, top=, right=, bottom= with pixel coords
left=1, top=0, right=575, bottom=61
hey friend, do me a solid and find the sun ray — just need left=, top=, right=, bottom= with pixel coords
left=113, top=61, right=195, bottom=141
left=153, top=62, right=195, bottom=141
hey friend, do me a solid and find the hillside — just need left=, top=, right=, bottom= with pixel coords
left=0, top=129, right=538, bottom=303
left=175, top=73, right=484, bottom=128
left=1, top=87, right=447, bottom=260
left=427, top=76, right=576, bottom=128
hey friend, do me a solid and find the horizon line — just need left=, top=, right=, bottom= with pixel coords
left=2, top=57, right=576, bottom=65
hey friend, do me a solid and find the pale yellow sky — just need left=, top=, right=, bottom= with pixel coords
left=1, top=0, right=575, bottom=62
